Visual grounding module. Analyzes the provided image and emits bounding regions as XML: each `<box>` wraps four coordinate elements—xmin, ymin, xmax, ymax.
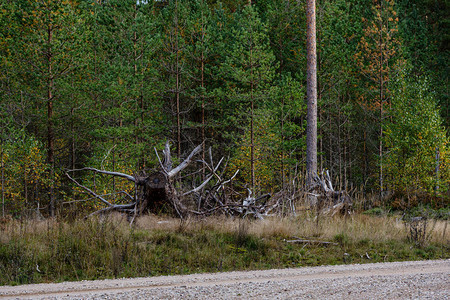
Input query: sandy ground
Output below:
<box><xmin>0</xmin><ymin>259</ymin><xmax>448</xmax><ymax>299</ymax></box>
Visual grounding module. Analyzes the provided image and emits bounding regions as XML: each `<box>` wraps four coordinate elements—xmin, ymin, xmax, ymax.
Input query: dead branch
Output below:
<box><xmin>65</xmin><ymin>171</ymin><xmax>112</xmax><ymax>206</ymax></box>
<box><xmin>167</xmin><ymin>143</ymin><xmax>202</xmax><ymax>178</ymax></box>
<box><xmin>66</xmin><ymin>141</ymin><xmax>207</xmax><ymax>219</ymax></box>
<box><xmin>66</xmin><ymin>141</ymin><xmax>274</xmax><ymax>221</ymax></box>
<box><xmin>183</xmin><ymin>157</ymin><xmax>223</xmax><ymax>196</ymax></box>
<box><xmin>163</xmin><ymin>141</ymin><xmax>172</xmax><ymax>171</ymax></box>
<box><xmin>306</xmin><ymin>169</ymin><xmax>352</xmax><ymax>216</ymax></box>
<box><xmin>68</xmin><ymin>168</ymin><xmax>135</xmax><ymax>182</ymax></box>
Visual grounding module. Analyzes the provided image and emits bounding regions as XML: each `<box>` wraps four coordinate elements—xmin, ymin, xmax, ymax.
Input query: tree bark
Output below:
<box><xmin>250</xmin><ymin>47</ymin><xmax>255</xmax><ymax>192</ymax></box>
<box><xmin>175</xmin><ymin>0</ymin><xmax>181</xmax><ymax>160</ymax></box>
<box><xmin>200</xmin><ymin>6</ymin><xmax>206</xmax><ymax>180</ymax></box>
<box><xmin>1</xmin><ymin>137</ymin><xmax>4</xmax><ymax>218</ymax></box>
<box><xmin>47</xmin><ymin>21</ymin><xmax>55</xmax><ymax>217</ymax></box>
<box><xmin>379</xmin><ymin>0</ymin><xmax>384</xmax><ymax>201</ymax></box>
<box><xmin>306</xmin><ymin>0</ymin><xmax>317</xmax><ymax>186</ymax></box>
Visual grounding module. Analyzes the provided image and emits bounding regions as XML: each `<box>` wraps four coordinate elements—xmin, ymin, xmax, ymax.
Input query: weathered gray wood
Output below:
<box><xmin>65</xmin><ymin>171</ymin><xmax>112</xmax><ymax>207</ymax></box>
<box><xmin>66</xmin><ymin>142</ymin><xmax>204</xmax><ymax>219</ymax></box>
<box><xmin>69</xmin><ymin>167</ymin><xmax>135</xmax><ymax>182</ymax></box>
<box><xmin>167</xmin><ymin>143</ymin><xmax>202</xmax><ymax>178</ymax></box>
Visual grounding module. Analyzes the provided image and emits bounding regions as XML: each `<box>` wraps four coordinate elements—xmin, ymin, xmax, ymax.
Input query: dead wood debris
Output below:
<box><xmin>66</xmin><ymin>143</ymin><xmax>351</xmax><ymax>220</ymax></box>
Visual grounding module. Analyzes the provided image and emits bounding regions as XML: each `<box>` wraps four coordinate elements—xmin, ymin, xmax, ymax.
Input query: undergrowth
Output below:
<box><xmin>0</xmin><ymin>213</ymin><xmax>448</xmax><ymax>286</ymax></box>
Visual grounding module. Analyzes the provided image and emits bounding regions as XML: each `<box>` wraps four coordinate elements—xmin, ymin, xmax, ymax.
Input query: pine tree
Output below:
<box><xmin>156</xmin><ymin>0</ymin><xmax>195</xmax><ymax>160</ymax></box>
<box><xmin>220</xmin><ymin>5</ymin><xmax>277</xmax><ymax>192</ymax></box>
<box><xmin>384</xmin><ymin>72</ymin><xmax>449</xmax><ymax>205</ymax></box>
<box><xmin>11</xmin><ymin>0</ymin><xmax>87</xmax><ymax>215</ymax></box>
<box><xmin>264</xmin><ymin>0</ymin><xmax>306</xmax><ymax>77</ymax></box>
<box><xmin>184</xmin><ymin>0</ymin><xmax>213</xmax><ymax>179</ymax></box>
<box><xmin>317</xmin><ymin>0</ymin><xmax>363</xmax><ymax>191</ymax></box>
<box><xmin>306</xmin><ymin>0</ymin><xmax>318</xmax><ymax>186</ymax></box>
<box><xmin>90</xmin><ymin>0</ymin><xmax>160</xmax><ymax>173</ymax></box>
<box><xmin>355</xmin><ymin>0</ymin><xmax>403</xmax><ymax>197</ymax></box>
<box><xmin>265</xmin><ymin>0</ymin><xmax>306</xmax><ymax>188</ymax></box>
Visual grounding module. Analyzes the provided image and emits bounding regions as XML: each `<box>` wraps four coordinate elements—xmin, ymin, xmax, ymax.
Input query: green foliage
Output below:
<box><xmin>263</xmin><ymin>0</ymin><xmax>306</xmax><ymax>76</ymax></box>
<box><xmin>89</xmin><ymin>0</ymin><xmax>163</xmax><ymax>169</ymax></box>
<box><xmin>228</xmin><ymin>109</ymin><xmax>281</xmax><ymax>192</ymax></box>
<box><xmin>333</xmin><ymin>233</ymin><xmax>350</xmax><ymax>247</ymax></box>
<box><xmin>0</xmin><ymin>127</ymin><xmax>54</xmax><ymax>215</ymax></box>
<box><xmin>406</xmin><ymin>205</ymin><xmax>450</xmax><ymax>221</ymax></box>
<box><xmin>0</xmin><ymin>0</ymin><xmax>449</xmax><ymax>215</ymax></box>
<box><xmin>363</xmin><ymin>207</ymin><xmax>385</xmax><ymax>216</ymax></box>
<box><xmin>384</xmin><ymin>73</ymin><xmax>450</xmax><ymax>202</ymax></box>
<box><xmin>396</xmin><ymin>0</ymin><xmax>450</xmax><ymax>127</ymax></box>
<box><xmin>219</xmin><ymin>6</ymin><xmax>279</xmax><ymax>187</ymax></box>
<box><xmin>228</xmin><ymin>74</ymin><xmax>306</xmax><ymax>191</ymax></box>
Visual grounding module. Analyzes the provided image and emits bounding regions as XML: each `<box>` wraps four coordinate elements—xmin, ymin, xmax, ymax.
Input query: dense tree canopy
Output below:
<box><xmin>0</xmin><ymin>0</ymin><xmax>448</xmax><ymax>217</ymax></box>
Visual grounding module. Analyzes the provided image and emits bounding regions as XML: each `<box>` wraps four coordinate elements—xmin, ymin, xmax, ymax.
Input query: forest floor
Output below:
<box><xmin>0</xmin><ymin>259</ymin><xmax>448</xmax><ymax>299</ymax></box>
<box><xmin>0</xmin><ymin>213</ymin><xmax>449</xmax><ymax>286</ymax></box>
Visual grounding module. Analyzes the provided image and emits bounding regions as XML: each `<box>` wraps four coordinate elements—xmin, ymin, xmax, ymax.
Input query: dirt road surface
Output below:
<box><xmin>0</xmin><ymin>259</ymin><xmax>448</xmax><ymax>299</ymax></box>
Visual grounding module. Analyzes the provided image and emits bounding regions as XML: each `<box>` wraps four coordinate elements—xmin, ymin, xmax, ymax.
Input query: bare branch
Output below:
<box><xmin>68</xmin><ymin>167</ymin><xmax>135</xmax><ymax>182</ymax></box>
<box><xmin>325</xmin><ymin>170</ymin><xmax>334</xmax><ymax>191</ymax></box>
<box><xmin>154</xmin><ymin>147</ymin><xmax>168</xmax><ymax>175</ymax></box>
<box><xmin>183</xmin><ymin>157</ymin><xmax>223</xmax><ymax>195</ymax></box>
<box><xmin>163</xmin><ymin>141</ymin><xmax>172</xmax><ymax>171</ymax></box>
<box><xmin>216</xmin><ymin>169</ymin><xmax>239</xmax><ymax>192</ymax></box>
<box><xmin>206</xmin><ymin>157</ymin><xmax>224</xmax><ymax>181</ymax></box>
<box><xmin>183</xmin><ymin>174</ymin><xmax>214</xmax><ymax>196</ymax></box>
<box><xmin>65</xmin><ymin>171</ymin><xmax>112</xmax><ymax>207</ymax></box>
<box><xmin>101</xmin><ymin>145</ymin><xmax>116</xmax><ymax>170</ymax></box>
<box><xmin>167</xmin><ymin>143</ymin><xmax>202</xmax><ymax>178</ymax></box>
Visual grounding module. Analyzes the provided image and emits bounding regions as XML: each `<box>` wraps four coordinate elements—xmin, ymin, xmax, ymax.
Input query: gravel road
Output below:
<box><xmin>1</xmin><ymin>259</ymin><xmax>448</xmax><ymax>299</ymax></box>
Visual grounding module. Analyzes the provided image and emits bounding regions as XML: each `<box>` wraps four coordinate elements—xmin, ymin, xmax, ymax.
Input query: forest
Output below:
<box><xmin>0</xmin><ymin>0</ymin><xmax>449</xmax><ymax>218</ymax></box>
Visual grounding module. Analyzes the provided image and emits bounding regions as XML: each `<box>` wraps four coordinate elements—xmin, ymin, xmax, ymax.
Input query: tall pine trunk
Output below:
<box><xmin>306</xmin><ymin>0</ymin><xmax>317</xmax><ymax>186</ymax></box>
<box><xmin>1</xmin><ymin>135</ymin><xmax>4</xmax><ymax>218</ymax></box>
<box><xmin>47</xmin><ymin>22</ymin><xmax>55</xmax><ymax>217</ymax></box>
<box><xmin>175</xmin><ymin>0</ymin><xmax>181</xmax><ymax>160</ymax></box>
<box><xmin>200</xmin><ymin>7</ymin><xmax>206</xmax><ymax>180</ymax></box>
<box><xmin>378</xmin><ymin>0</ymin><xmax>384</xmax><ymax>200</ymax></box>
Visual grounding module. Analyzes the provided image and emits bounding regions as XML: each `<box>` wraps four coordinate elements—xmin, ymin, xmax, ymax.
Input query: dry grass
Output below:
<box><xmin>133</xmin><ymin>213</ymin><xmax>449</xmax><ymax>245</ymax></box>
<box><xmin>2</xmin><ymin>212</ymin><xmax>448</xmax><ymax>246</ymax></box>
<box><xmin>0</xmin><ymin>212</ymin><xmax>448</xmax><ymax>286</ymax></box>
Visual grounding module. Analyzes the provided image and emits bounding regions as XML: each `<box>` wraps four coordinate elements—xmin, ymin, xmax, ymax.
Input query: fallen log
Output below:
<box><xmin>284</xmin><ymin>236</ymin><xmax>338</xmax><ymax>246</ymax></box>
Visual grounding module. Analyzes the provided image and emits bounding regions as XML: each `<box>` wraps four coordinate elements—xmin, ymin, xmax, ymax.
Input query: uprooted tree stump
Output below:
<box><xmin>66</xmin><ymin>141</ymin><xmax>272</xmax><ymax>220</ymax></box>
<box><xmin>66</xmin><ymin>142</ymin><xmax>201</xmax><ymax>219</ymax></box>
<box><xmin>138</xmin><ymin>171</ymin><xmax>169</xmax><ymax>214</ymax></box>
<box><xmin>66</xmin><ymin>145</ymin><xmax>350</xmax><ymax>221</ymax></box>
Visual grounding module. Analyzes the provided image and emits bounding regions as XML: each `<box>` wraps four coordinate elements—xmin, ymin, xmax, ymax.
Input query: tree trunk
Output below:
<box><xmin>175</xmin><ymin>0</ymin><xmax>181</xmax><ymax>161</ymax></box>
<box><xmin>435</xmin><ymin>147</ymin><xmax>440</xmax><ymax>193</ymax></box>
<box><xmin>306</xmin><ymin>0</ymin><xmax>317</xmax><ymax>186</ymax></box>
<box><xmin>379</xmin><ymin>0</ymin><xmax>384</xmax><ymax>201</ymax></box>
<box><xmin>47</xmin><ymin>23</ymin><xmax>55</xmax><ymax>217</ymax></box>
<box><xmin>66</xmin><ymin>142</ymin><xmax>203</xmax><ymax>219</ymax></box>
<box><xmin>250</xmin><ymin>48</ymin><xmax>255</xmax><ymax>192</ymax></box>
<box><xmin>1</xmin><ymin>138</ymin><xmax>4</xmax><ymax>218</ymax></box>
<box><xmin>201</xmin><ymin>9</ymin><xmax>206</xmax><ymax>180</ymax></box>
